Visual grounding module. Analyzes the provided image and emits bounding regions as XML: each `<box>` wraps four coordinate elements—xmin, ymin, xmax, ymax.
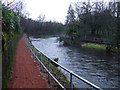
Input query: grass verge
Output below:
<box><xmin>81</xmin><ymin>43</ymin><xmax>107</xmax><ymax>50</ymax></box>
<box><xmin>26</xmin><ymin>37</ymin><xmax>75</xmax><ymax>89</ymax></box>
<box><xmin>41</xmin><ymin>56</ymin><xmax>71</xmax><ymax>88</ymax></box>
<box><xmin>81</xmin><ymin>42</ymin><xmax>120</xmax><ymax>54</ymax></box>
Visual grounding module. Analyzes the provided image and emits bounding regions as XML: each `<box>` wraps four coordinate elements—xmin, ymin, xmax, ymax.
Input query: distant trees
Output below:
<box><xmin>116</xmin><ymin>2</ymin><xmax>120</xmax><ymax>49</ymax></box>
<box><xmin>20</xmin><ymin>15</ymin><xmax>64</xmax><ymax>36</ymax></box>
<box><xmin>65</xmin><ymin>1</ymin><xmax>120</xmax><ymax>49</ymax></box>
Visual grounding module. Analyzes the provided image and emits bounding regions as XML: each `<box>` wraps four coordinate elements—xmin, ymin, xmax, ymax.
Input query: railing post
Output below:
<box><xmin>70</xmin><ymin>73</ymin><xmax>73</xmax><ymax>89</ymax></box>
<box><xmin>48</xmin><ymin>58</ymin><xmax>50</xmax><ymax>82</ymax></box>
<box><xmin>40</xmin><ymin>53</ymin><xmax>42</xmax><ymax>71</ymax></box>
<box><xmin>36</xmin><ymin>52</ymin><xmax>39</xmax><ymax>64</ymax></box>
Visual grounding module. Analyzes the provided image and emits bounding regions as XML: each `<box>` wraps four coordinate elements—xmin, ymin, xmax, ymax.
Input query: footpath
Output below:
<box><xmin>7</xmin><ymin>34</ymin><xmax>50</xmax><ymax>88</ymax></box>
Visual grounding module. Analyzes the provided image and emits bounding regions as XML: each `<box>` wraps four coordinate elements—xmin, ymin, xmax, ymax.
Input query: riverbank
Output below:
<box><xmin>82</xmin><ymin>43</ymin><xmax>107</xmax><ymax>50</ymax></box>
<box><xmin>31</xmin><ymin>37</ymin><xmax>120</xmax><ymax>88</ymax></box>
<box><xmin>82</xmin><ymin>43</ymin><xmax>120</xmax><ymax>53</ymax></box>
<box><xmin>30</xmin><ymin>36</ymin><xmax>120</xmax><ymax>88</ymax></box>
<box><xmin>26</xmin><ymin>37</ymin><xmax>74</xmax><ymax>88</ymax></box>
<box><xmin>30</xmin><ymin>34</ymin><xmax>59</xmax><ymax>39</ymax></box>
<box><xmin>59</xmin><ymin>37</ymin><xmax>120</xmax><ymax>54</ymax></box>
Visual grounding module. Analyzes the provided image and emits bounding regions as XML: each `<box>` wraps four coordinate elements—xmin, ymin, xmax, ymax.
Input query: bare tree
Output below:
<box><xmin>37</xmin><ymin>14</ymin><xmax>45</xmax><ymax>23</ymax></box>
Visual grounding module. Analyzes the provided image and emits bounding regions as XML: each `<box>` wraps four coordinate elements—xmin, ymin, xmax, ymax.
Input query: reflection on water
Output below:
<box><xmin>31</xmin><ymin>37</ymin><xmax>120</xmax><ymax>88</ymax></box>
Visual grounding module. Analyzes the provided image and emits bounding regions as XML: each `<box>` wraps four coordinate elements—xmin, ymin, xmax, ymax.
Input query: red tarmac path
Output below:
<box><xmin>7</xmin><ymin>34</ymin><xmax>50</xmax><ymax>88</ymax></box>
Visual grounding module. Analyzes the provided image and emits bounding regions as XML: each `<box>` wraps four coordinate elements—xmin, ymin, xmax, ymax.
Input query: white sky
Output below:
<box><xmin>24</xmin><ymin>0</ymin><xmax>76</xmax><ymax>23</ymax></box>
<box><xmin>3</xmin><ymin>0</ymin><xmax>114</xmax><ymax>23</ymax></box>
<box><xmin>24</xmin><ymin>0</ymin><xmax>112</xmax><ymax>23</ymax></box>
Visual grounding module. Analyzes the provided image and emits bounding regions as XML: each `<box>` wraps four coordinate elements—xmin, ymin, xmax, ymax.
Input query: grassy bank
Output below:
<box><xmin>60</xmin><ymin>37</ymin><xmax>120</xmax><ymax>53</ymax></box>
<box><xmin>81</xmin><ymin>43</ymin><xmax>107</xmax><ymax>50</ymax></box>
<box><xmin>40</xmin><ymin>56</ymin><xmax>71</xmax><ymax>88</ymax></box>
<box><xmin>81</xmin><ymin>42</ymin><xmax>120</xmax><ymax>53</ymax></box>
<box><xmin>26</xmin><ymin>37</ymin><xmax>75</xmax><ymax>89</ymax></box>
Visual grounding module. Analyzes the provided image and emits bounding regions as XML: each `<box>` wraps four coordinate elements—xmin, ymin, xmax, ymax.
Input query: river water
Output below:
<box><xmin>31</xmin><ymin>37</ymin><xmax>120</xmax><ymax>88</ymax></box>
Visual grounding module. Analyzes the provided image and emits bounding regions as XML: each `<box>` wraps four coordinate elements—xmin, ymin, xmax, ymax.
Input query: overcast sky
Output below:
<box><xmin>3</xmin><ymin>0</ymin><xmax>112</xmax><ymax>23</ymax></box>
<box><xmin>24</xmin><ymin>0</ymin><xmax>112</xmax><ymax>23</ymax></box>
<box><xmin>24</xmin><ymin>0</ymin><xmax>76</xmax><ymax>23</ymax></box>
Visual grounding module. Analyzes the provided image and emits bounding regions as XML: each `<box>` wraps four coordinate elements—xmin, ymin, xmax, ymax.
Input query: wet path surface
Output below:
<box><xmin>7</xmin><ymin>34</ymin><xmax>50</xmax><ymax>88</ymax></box>
<box><xmin>31</xmin><ymin>37</ymin><xmax>120</xmax><ymax>88</ymax></box>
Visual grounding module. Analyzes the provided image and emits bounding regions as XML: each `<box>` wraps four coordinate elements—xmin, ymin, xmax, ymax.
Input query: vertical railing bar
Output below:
<box><xmin>41</xmin><ymin>53</ymin><xmax>42</xmax><ymax>71</ymax></box>
<box><xmin>70</xmin><ymin>73</ymin><xmax>73</xmax><ymax>89</ymax></box>
<box><xmin>48</xmin><ymin>58</ymin><xmax>50</xmax><ymax>81</ymax></box>
<box><xmin>36</xmin><ymin>52</ymin><xmax>40</xmax><ymax>65</ymax></box>
<box><xmin>40</xmin><ymin>58</ymin><xmax>65</xmax><ymax>90</ymax></box>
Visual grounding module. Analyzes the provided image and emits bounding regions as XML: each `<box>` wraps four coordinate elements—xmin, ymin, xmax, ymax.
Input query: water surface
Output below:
<box><xmin>31</xmin><ymin>37</ymin><xmax>120</xmax><ymax>88</ymax></box>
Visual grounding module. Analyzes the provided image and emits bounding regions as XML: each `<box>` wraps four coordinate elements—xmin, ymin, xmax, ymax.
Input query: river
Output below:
<box><xmin>31</xmin><ymin>37</ymin><xmax>120</xmax><ymax>88</ymax></box>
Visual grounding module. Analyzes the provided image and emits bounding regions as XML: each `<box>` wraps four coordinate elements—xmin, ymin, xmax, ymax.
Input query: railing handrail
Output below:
<box><xmin>35</xmin><ymin>49</ymin><xmax>102</xmax><ymax>89</ymax></box>
<box><xmin>25</xmin><ymin>37</ymin><xmax>103</xmax><ymax>90</ymax></box>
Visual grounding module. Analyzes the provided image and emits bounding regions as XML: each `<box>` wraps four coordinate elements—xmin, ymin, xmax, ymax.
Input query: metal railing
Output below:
<box><xmin>25</xmin><ymin>37</ymin><xmax>103</xmax><ymax>90</ymax></box>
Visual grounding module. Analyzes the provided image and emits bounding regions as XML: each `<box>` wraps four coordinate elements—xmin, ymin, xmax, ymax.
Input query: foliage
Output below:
<box><xmin>2</xmin><ymin>4</ymin><xmax>23</xmax><ymax>51</ymax></box>
<box><xmin>2</xmin><ymin>4</ymin><xmax>22</xmax><ymax>33</ymax></box>
<box><xmin>2</xmin><ymin>3</ymin><xmax>23</xmax><ymax>88</ymax></box>
<box><xmin>65</xmin><ymin>1</ymin><xmax>120</xmax><ymax>49</ymax></box>
<box><xmin>20</xmin><ymin>16</ymin><xmax>64</xmax><ymax>36</ymax></box>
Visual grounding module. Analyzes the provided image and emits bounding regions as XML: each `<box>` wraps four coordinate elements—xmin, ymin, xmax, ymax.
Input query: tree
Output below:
<box><xmin>66</xmin><ymin>4</ymin><xmax>75</xmax><ymax>24</ymax></box>
<box><xmin>116</xmin><ymin>2</ymin><xmax>120</xmax><ymax>49</ymax></box>
<box><xmin>64</xmin><ymin>0</ymin><xmax>119</xmax><ymax>49</ymax></box>
<box><xmin>66</xmin><ymin>4</ymin><xmax>76</xmax><ymax>35</ymax></box>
